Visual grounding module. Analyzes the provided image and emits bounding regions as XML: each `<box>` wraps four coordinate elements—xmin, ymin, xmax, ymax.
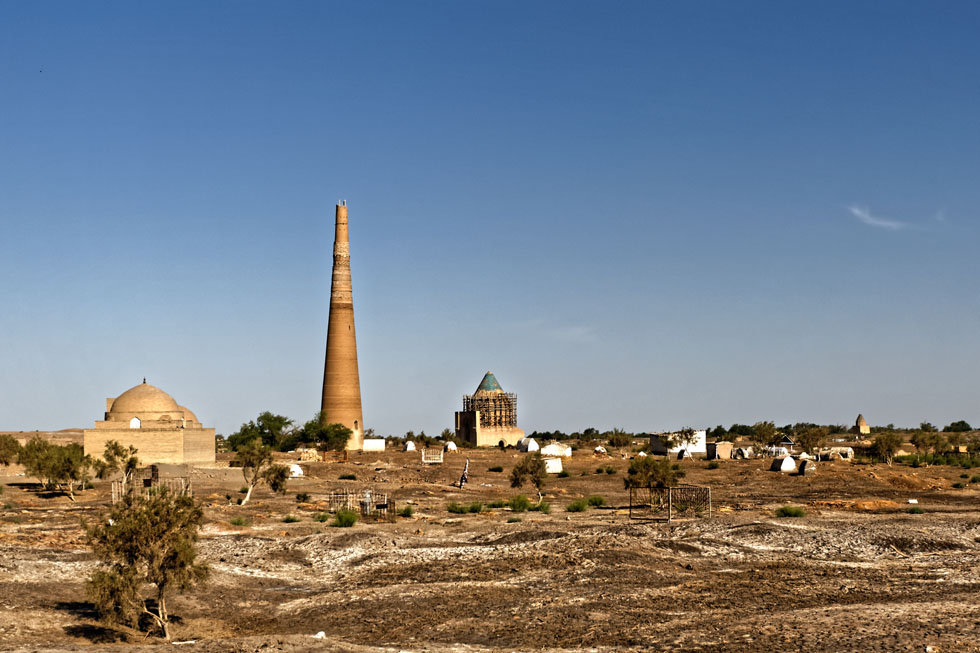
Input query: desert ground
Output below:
<box><xmin>2</xmin><ymin>446</ymin><xmax>980</xmax><ymax>652</ymax></box>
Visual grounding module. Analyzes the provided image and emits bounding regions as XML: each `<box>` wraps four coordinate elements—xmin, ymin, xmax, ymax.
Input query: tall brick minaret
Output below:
<box><xmin>320</xmin><ymin>201</ymin><xmax>363</xmax><ymax>450</ymax></box>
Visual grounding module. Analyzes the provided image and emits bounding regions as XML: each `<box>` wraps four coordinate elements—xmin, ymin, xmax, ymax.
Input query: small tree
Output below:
<box><xmin>227</xmin><ymin>412</ymin><xmax>296</xmax><ymax>451</ymax></box>
<box><xmin>18</xmin><ymin>438</ymin><xmax>93</xmax><ymax>500</ymax></box>
<box><xmin>795</xmin><ymin>426</ymin><xmax>828</xmax><ymax>454</ymax></box>
<box><xmin>920</xmin><ymin>422</ymin><xmax>938</xmax><ymax>433</ymax></box>
<box><xmin>871</xmin><ymin>432</ymin><xmax>903</xmax><ymax>465</ymax></box>
<box><xmin>86</xmin><ymin>488</ymin><xmax>209</xmax><ymax>640</ymax></box>
<box><xmin>95</xmin><ymin>441</ymin><xmax>140</xmax><ymax>486</ymax></box>
<box><xmin>943</xmin><ymin>420</ymin><xmax>972</xmax><ymax>433</ymax></box>
<box><xmin>750</xmin><ymin>421</ymin><xmax>779</xmax><ymax>456</ymax></box>
<box><xmin>510</xmin><ymin>453</ymin><xmax>547</xmax><ymax>502</ymax></box>
<box><xmin>0</xmin><ymin>433</ymin><xmax>20</xmax><ymax>466</ymax></box>
<box><xmin>234</xmin><ymin>439</ymin><xmax>289</xmax><ymax>506</ymax></box>
<box><xmin>606</xmin><ymin>428</ymin><xmax>632</xmax><ymax>449</ymax></box>
<box><xmin>300</xmin><ymin>413</ymin><xmax>353</xmax><ymax>451</ymax></box>
<box><xmin>624</xmin><ymin>456</ymin><xmax>682</xmax><ymax>489</ymax></box>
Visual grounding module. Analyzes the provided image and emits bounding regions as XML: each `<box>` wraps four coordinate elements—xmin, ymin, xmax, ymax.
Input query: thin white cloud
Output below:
<box><xmin>848</xmin><ymin>205</ymin><xmax>907</xmax><ymax>231</ymax></box>
<box><xmin>547</xmin><ymin>324</ymin><xmax>597</xmax><ymax>344</ymax></box>
<box><xmin>933</xmin><ymin>209</ymin><xmax>947</xmax><ymax>223</ymax></box>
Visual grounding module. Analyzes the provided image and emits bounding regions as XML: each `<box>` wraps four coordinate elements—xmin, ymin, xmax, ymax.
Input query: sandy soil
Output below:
<box><xmin>2</xmin><ymin>448</ymin><xmax>979</xmax><ymax>651</ymax></box>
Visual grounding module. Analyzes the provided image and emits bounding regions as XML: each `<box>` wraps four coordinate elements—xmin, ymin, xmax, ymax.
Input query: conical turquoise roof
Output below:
<box><xmin>476</xmin><ymin>371</ymin><xmax>503</xmax><ymax>393</ymax></box>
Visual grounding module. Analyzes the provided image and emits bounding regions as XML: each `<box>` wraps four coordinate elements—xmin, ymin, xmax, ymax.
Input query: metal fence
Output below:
<box><xmin>421</xmin><ymin>448</ymin><xmax>444</xmax><ymax>464</ymax></box>
<box><xmin>325</xmin><ymin>489</ymin><xmax>396</xmax><ymax>521</ymax></box>
<box><xmin>111</xmin><ymin>477</ymin><xmax>192</xmax><ymax>504</ymax></box>
<box><xmin>628</xmin><ymin>485</ymin><xmax>711</xmax><ymax>522</ymax></box>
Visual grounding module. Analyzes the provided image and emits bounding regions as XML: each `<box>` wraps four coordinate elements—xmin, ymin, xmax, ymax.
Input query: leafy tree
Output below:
<box><xmin>300</xmin><ymin>413</ymin><xmax>353</xmax><ymax>451</ymax></box>
<box><xmin>624</xmin><ymin>456</ymin><xmax>683</xmax><ymax>489</ymax></box>
<box><xmin>234</xmin><ymin>439</ymin><xmax>289</xmax><ymax>505</ymax></box>
<box><xmin>18</xmin><ymin>438</ymin><xmax>93</xmax><ymax>500</ymax></box>
<box><xmin>920</xmin><ymin>422</ymin><xmax>938</xmax><ymax>433</ymax></box>
<box><xmin>708</xmin><ymin>425</ymin><xmax>729</xmax><ymax>441</ymax></box>
<box><xmin>510</xmin><ymin>453</ymin><xmax>547</xmax><ymax>502</ymax></box>
<box><xmin>0</xmin><ymin>433</ymin><xmax>20</xmax><ymax>466</ymax></box>
<box><xmin>86</xmin><ymin>488</ymin><xmax>208</xmax><ymax>640</ymax></box>
<box><xmin>606</xmin><ymin>428</ymin><xmax>632</xmax><ymax>448</ymax></box>
<box><xmin>750</xmin><ymin>421</ymin><xmax>779</xmax><ymax>455</ymax></box>
<box><xmin>227</xmin><ymin>412</ymin><xmax>296</xmax><ymax>451</ymax></box>
<box><xmin>871</xmin><ymin>432</ymin><xmax>903</xmax><ymax>465</ymax></box>
<box><xmin>95</xmin><ymin>441</ymin><xmax>140</xmax><ymax>485</ymax></box>
<box><xmin>674</xmin><ymin>427</ymin><xmax>698</xmax><ymax>450</ymax></box>
<box><xmin>440</xmin><ymin>428</ymin><xmax>453</xmax><ymax>440</ymax></box>
<box><xmin>795</xmin><ymin>425</ymin><xmax>828</xmax><ymax>454</ymax></box>
<box><xmin>728</xmin><ymin>423</ymin><xmax>756</xmax><ymax>437</ymax></box>
<box><xmin>911</xmin><ymin>431</ymin><xmax>946</xmax><ymax>454</ymax></box>
<box><xmin>943</xmin><ymin>420</ymin><xmax>972</xmax><ymax>433</ymax></box>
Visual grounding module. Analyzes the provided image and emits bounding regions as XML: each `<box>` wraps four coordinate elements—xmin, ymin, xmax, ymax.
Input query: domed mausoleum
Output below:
<box><xmin>454</xmin><ymin>372</ymin><xmax>525</xmax><ymax>447</ymax></box>
<box><xmin>83</xmin><ymin>380</ymin><xmax>215</xmax><ymax>465</ymax></box>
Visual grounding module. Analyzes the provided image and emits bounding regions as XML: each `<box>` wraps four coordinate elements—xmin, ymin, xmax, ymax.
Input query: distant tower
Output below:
<box><xmin>320</xmin><ymin>201</ymin><xmax>363</xmax><ymax>450</ymax></box>
<box><xmin>455</xmin><ymin>371</ymin><xmax>525</xmax><ymax>447</ymax></box>
<box><xmin>853</xmin><ymin>413</ymin><xmax>870</xmax><ymax>436</ymax></box>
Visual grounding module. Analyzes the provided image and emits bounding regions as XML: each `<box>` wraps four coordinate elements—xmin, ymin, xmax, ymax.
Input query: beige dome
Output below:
<box><xmin>856</xmin><ymin>414</ymin><xmax>868</xmax><ymax>426</ymax></box>
<box><xmin>109</xmin><ymin>382</ymin><xmax>180</xmax><ymax>415</ymax></box>
<box><xmin>178</xmin><ymin>405</ymin><xmax>200</xmax><ymax>424</ymax></box>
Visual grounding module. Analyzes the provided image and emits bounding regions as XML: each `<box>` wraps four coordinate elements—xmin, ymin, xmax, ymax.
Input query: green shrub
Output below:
<box><xmin>224</xmin><ymin>493</ymin><xmax>232</xmax><ymax>501</ymax></box>
<box><xmin>707</xmin><ymin>461</ymin><xmax>720</xmax><ymax>470</ymax></box>
<box><xmin>488</xmin><ymin>499</ymin><xmax>507</xmax><ymax>509</ymax></box>
<box><xmin>282</xmin><ymin>514</ymin><xmax>300</xmax><ymax>523</ymax></box>
<box><xmin>239</xmin><ymin>486</ymin><xmax>248</xmax><ymax>494</ymax></box>
<box><xmin>776</xmin><ymin>505</ymin><xmax>805</xmax><ymax>518</ymax></box>
<box><xmin>960</xmin><ymin>474</ymin><xmax>969</xmax><ymax>479</ymax></box>
<box><xmin>84</xmin><ymin>482</ymin><xmax>95</xmax><ymax>490</ymax></box>
<box><xmin>604</xmin><ymin>466</ymin><xmax>616</xmax><ymax>475</ymax></box>
<box><xmin>907</xmin><ymin>506</ymin><xmax>925</xmax><ymax>514</ymax></box>
<box><xmin>508</xmin><ymin>494</ymin><xmax>532</xmax><ymax>512</ymax></box>
<box><xmin>971</xmin><ymin>475</ymin><xmax>980</xmax><ymax>484</ymax></box>
<box><xmin>398</xmin><ymin>505</ymin><xmax>414</xmax><ymax>518</ymax></box>
<box><xmin>313</xmin><ymin>512</ymin><xmax>330</xmax><ymax>522</ymax></box>
<box><xmin>488</xmin><ymin>466</ymin><xmax>504</xmax><ymax>473</ymax></box>
<box><xmin>586</xmin><ymin>495</ymin><xmax>606</xmax><ymax>507</ymax></box>
<box><xmin>557</xmin><ymin>470</ymin><xmax>570</xmax><ymax>478</ymax></box>
<box><xmin>230</xmin><ymin>516</ymin><xmax>250</xmax><ymax>527</ymax></box>
<box><xmin>952</xmin><ymin>482</ymin><xmax>966</xmax><ymax>489</ymax></box>
<box><xmin>595</xmin><ymin>467</ymin><xmax>604</xmax><ymax>474</ymax></box>
<box><xmin>467</xmin><ymin>501</ymin><xmax>484</xmax><ymax>513</ymax></box>
<box><xmin>339</xmin><ymin>474</ymin><xmax>357</xmax><ymax>481</ymax></box>
<box><xmin>507</xmin><ymin>517</ymin><xmax>522</xmax><ymax>523</ymax></box>
<box><xmin>296</xmin><ymin>492</ymin><xmax>311</xmax><ymax>502</ymax></box>
<box><xmin>332</xmin><ymin>509</ymin><xmax>359</xmax><ymax>527</ymax></box>
<box><xmin>530</xmin><ymin>501</ymin><xmax>551</xmax><ymax>514</ymax></box>
<box><xmin>447</xmin><ymin>502</ymin><xmax>466</xmax><ymax>514</ymax></box>
<box><xmin>566</xmin><ymin>499</ymin><xmax>589</xmax><ymax>512</ymax></box>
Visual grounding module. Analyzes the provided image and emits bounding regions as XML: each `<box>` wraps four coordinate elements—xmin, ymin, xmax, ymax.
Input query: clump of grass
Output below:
<box><xmin>224</xmin><ymin>493</ymin><xmax>232</xmax><ymax>502</ymax></box>
<box><xmin>952</xmin><ymin>482</ymin><xmax>966</xmax><ymax>489</ymax></box>
<box><xmin>332</xmin><ymin>509</ymin><xmax>359</xmax><ymax>527</ymax></box>
<box><xmin>313</xmin><ymin>512</ymin><xmax>330</xmax><ymax>522</ymax></box>
<box><xmin>971</xmin><ymin>475</ymin><xmax>980</xmax><ymax>484</ymax></box>
<box><xmin>507</xmin><ymin>517</ymin><xmax>522</xmax><ymax>523</ymax></box>
<box><xmin>557</xmin><ymin>470</ymin><xmax>570</xmax><ymax>478</ymax></box>
<box><xmin>239</xmin><ymin>486</ymin><xmax>248</xmax><ymax>494</ymax></box>
<box><xmin>398</xmin><ymin>505</ymin><xmax>414</xmax><ymax>518</ymax></box>
<box><xmin>595</xmin><ymin>467</ymin><xmax>604</xmax><ymax>474</ymax></box>
<box><xmin>488</xmin><ymin>499</ymin><xmax>507</xmax><ymax>509</ymax></box>
<box><xmin>488</xmin><ymin>466</ymin><xmax>504</xmax><ymax>473</ymax></box>
<box><xmin>339</xmin><ymin>473</ymin><xmax>357</xmax><ymax>481</ymax></box>
<box><xmin>580</xmin><ymin>471</ymin><xmax>589</xmax><ymax>476</ymax></box>
<box><xmin>587</xmin><ymin>495</ymin><xmax>606</xmax><ymax>507</ymax></box>
<box><xmin>467</xmin><ymin>501</ymin><xmax>484</xmax><ymax>513</ymax></box>
<box><xmin>776</xmin><ymin>505</ymin><xmax>805</xmax><ymax>518</ymax></box>
<box><xmin>530</xmin><ymin>501</ymin><xmax>551</xmax><ymax>514</ymax></box>
<box><xmin>960</xmin><ymin>474</ymin><xmax>970</xmax><ymax>479</ymax></box>
<box><xmin>707</xmin><ymin>461</ymin><xmax>720</xmax><ymax>470</ymax></box>
<box><xmin>296</xmin><ymin>492</ymin><xmax>310</xmax><ymax>503</ymax></box>
<box><xmin>604</xmin><ymin>466</ymin><xmax>616</xmax><ymax>475</ymax></box>
<box><xmin>907</xmin><ymin>506</ymin><xmax>925</xmax><ymax>514</ymax></box>
<box><xmin>447</xmin><ymin>502</ymin><xmax>466</xmax><ymax>514</ymax></box>
<box><xmin>230</xmin><ymin>516</ymin><xmax>250</xmax><ymax>527</ymax></box>
<box><xmin>566</xmin><ymin>499</ymin><xmax>589</xmax><ymax>512</ymax></box>
<box><xmin>282</xmin><ymin>514</ymin><xmax>300</xmax><ymax>523</ymax></box>
<box><xmin>508</xmin><ymin>494</ymin><xmax>532</xmax><ymax>513</ymax></box>
<box><xmin>84</xmin><ymin>482</ymin><xmax>95</xmax><ymax>490</ymax></box>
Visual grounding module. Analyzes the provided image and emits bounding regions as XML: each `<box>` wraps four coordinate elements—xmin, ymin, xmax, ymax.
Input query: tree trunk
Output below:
<box><xmin>241</xmin><ymin>483</ymin><xmax>255</xmax><ymax>506</ymax></box>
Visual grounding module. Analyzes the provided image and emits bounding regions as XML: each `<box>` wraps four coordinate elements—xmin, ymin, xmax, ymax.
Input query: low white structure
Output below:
<box><xmin>544</xmin><ymin>457</ymin><xmax>563</xmax><ymax>474</ymax></box>
<box><xmin>517</xmin><ymin>437</ymin><xmax>539</xmax><ymax>452</ymax></box>
<box><xmin>594</xmin><ymin>445</ymin><xmax>607</xmax><ymax>454</ymax></box>
<box><xmin>540</xmin><ymin>442</ymin><xmax>572</xmax><ymax>458</ymax></box>
<box><xmin>403</xmin><ymin>441</ymin><xmax>417</xmax><ymax>452</ymax></box>
<box><xmin>288</xmin><ymin>463</ymin><xmax>304</xmax><ymax>478</ymax></box>
<box><xmin>770</xmin><ymin>456</ymin><xmax>797</xmax><ymax>473</ymax></box>
<box><xmin>362</xmin><ymin>438</ymin><xmax>386</xmax><ymax>452</ymax></box>
<box><xmin>443</xmin><ymin>441</ymin><xmax>458</xmax><ymax>452</ymax></box>
<box><xmin>648</xmin><ymin>430</ymin><xmax>707</xmax><ymax>457</ymax></box>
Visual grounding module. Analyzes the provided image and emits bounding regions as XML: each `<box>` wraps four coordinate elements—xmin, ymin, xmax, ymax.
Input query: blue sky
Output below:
<box><xmin>2</xmin><ymin>1</ymin><xmax>978</xmax><ymax>437</ymax></box>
